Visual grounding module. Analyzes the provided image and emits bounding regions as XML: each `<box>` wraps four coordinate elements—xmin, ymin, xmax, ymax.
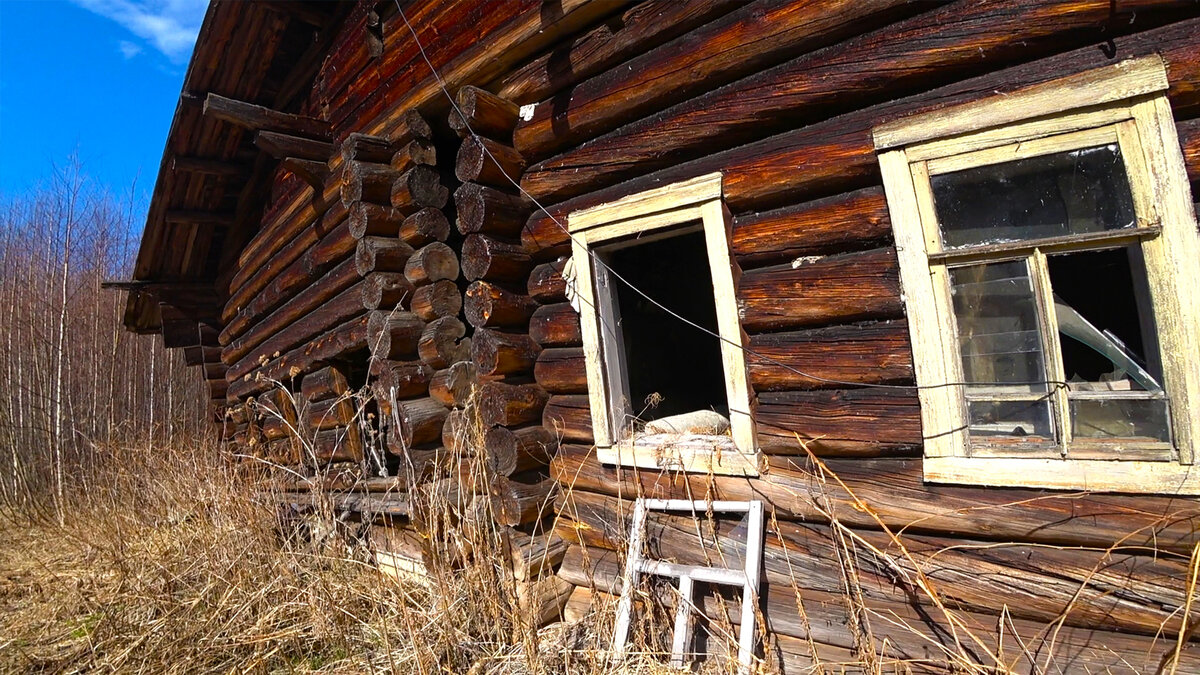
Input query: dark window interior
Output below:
<box><xmin>1048</xmin><ymin>247</ymin><xmax>1157</xmax><ymax>383</ymax></box>
<box><xmin>604</xmin><ymin>230</ymin><xmax>727</xmax><ymax>423</ymax></box>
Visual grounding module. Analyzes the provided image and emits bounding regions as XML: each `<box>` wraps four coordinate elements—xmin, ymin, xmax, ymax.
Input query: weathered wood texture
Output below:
<box><xmin>737</xmin><ymin>247</ymin><xmax>902</xmax><ymax>332</ymax></box>
<box><xmin>556</xmin><ymin>488</ymin><xmax>1198</xmax><ymax>640</ymax></box>
<box><xmin>513</xmin><ymin>0</ymin><xmax>920</xmax><ymax>159</ymax></box>
<box><xmin>520</xmin><ymin>17</ymin><xmax>1200</xmax><ymax>255</ymax></box>
<box><xmin>747</xmin><ymin>320</ymin><xmax>913</xmax><ymax>391</ymax></box>
<box><xmin>521</xmin><ymin>0</ymin><xmax>1194</xmax><ymax>203</ymax></box>
<box><xmin>550</xmin><ymin>444</ymin><xmax>1200</xmax><ymax>554</ymax></box>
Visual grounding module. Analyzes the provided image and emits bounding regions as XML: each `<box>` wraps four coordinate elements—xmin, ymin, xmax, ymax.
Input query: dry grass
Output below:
<box><xmin>0</xmin><ymin>438</ymin><xmax>721</xmax><ymax>674</ymax></box>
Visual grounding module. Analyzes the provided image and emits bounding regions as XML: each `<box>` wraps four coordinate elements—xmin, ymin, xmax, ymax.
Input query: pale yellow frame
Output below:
<box><xmin>568</xmin><ymin>173</ymin><xmax>759</xmax><ymax>476</ymax></box>
<box><xmin>874</xmin><ymin>56</ymin><xmax>1200</xmax><ymax>494</ymax></box>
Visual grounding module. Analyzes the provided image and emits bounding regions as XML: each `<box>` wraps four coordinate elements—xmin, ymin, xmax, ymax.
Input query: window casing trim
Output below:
<box><xmin>567</xmin><ymin>173</ymin><xmax>760</xmax><ymax>476</ymax></box>
<box><xmin>874</xmin><ymin>56</ymin><xmax>1200</xmax><ymax>494</ymax></box>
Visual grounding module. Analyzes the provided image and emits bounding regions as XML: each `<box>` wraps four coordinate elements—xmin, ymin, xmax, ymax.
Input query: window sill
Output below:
<box><xmin>924</xmin><ymin>455</ymin><xmax>1200</xmax><ymax>494</ymax></box>
<box><xmin>596</xmin><ymin>433</ymin><xmax>760</xmax><ymax>476</ymax></box>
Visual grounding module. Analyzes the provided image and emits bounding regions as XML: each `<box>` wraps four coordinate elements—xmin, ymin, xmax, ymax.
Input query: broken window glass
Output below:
<box><xmin>932</xmin><ymin>144</ymin><xmax>1137</xmax><ymax>249</ymax></box>
<box><xmin>950</xmin><ymin>260</ymin><xmax>1055</xmax><ymax>442</ymax></box>
<box><xmin>1048</xmin><ymin>248</ymin><xmax>1171</xmax><ymax>443</ymax></box>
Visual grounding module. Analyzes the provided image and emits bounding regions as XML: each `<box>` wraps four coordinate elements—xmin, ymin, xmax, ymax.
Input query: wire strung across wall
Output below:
<box><xmin>389</xmin><ymin>1</ymin><xmax>1071</xmax><ymax>398</ymax></box>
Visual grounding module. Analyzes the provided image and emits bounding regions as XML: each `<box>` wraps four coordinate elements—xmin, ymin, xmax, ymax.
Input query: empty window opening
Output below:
<box><xmin>601</xmin><ymin>230</ymin><xmax>727</xmax><ymax>429</ymax></box>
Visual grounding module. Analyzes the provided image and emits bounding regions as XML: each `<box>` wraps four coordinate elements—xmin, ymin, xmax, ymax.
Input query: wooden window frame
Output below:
<box><xmin>874</xmin><ymin>56</ymin><xmax>1200</xmax><ymax>494</ymax></box>
<box><xmin>567</xmin><ymin>173</ymin><xmax>759</xmax><ymax>476</ymax></box>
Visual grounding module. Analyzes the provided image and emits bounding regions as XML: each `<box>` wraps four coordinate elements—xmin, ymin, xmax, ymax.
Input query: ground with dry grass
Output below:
<box><xmin>0</xmin><ymin>441</ymin><xmax>727</xmax><ymax>675</ymax></box>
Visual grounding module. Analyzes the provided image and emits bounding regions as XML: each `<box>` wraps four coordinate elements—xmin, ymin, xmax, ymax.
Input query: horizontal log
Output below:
<box><xmin>756</xmin><ymin>388</ymin><xmax>922</xmax><ymax>456</ymax></box>
<box><xmin>390</xmin><ymin>165</ymin><xmax>448</xmax><ymax>212</ymax></box>
<box><xmin>477</xmin><ymin>380</ymin><xmax>549</xmax><ymax>428</ymax></box>
<box><xmin>495</xmin><ymin>0</ymin><xmax>744</xmax><ymax>105</ymax></box>
<box><xmin>528</xmin><ymin>303</ymin><xmax>581</xmax><ymax>347</ymax></box>
<box><xmin>366</xmin><ymin>311</ymin><xmax>425</xmax><ymax>360</ymax></box>
<box><xmin>461</xmin><ymin>234</ymin><xmax>532</xmax><ymax>283</ymax></box>
<box><xmin>747</xmin><ymin>320</ymin><xmax>913</xmax><ymax>391</ymax></box>
<box><xmin>518</xmin><ymin>17</ymin><xmax>1200</xmax><ymax>254</ymax></box>
<box><xmin>542</xmin><ymin>395</ymin><xmax>592</xmax><ymax>443</ymax></box>
<box><xmin>348</xmin><ymin>202</ymin><xmax>405</xmax><ymax>238</ymax></box>
<box><xmin>513</xmin><ymin>0</ymin><xmax>913</xmax><ymax>160</ymax></box>
<box><xmin>410</xmin><ymin>279</ymin><xmax>463</xmax><ymax>321</ymax></box>
<box><xmin>484</xmin><ymin>424</ymin><xmax>557</xmax><ymax>476</ymax></box>
<box><xmin>391</xmin><ymin>397</ymin><xmax>450</xmax><ymax>449</ymax></box>
<box><xmin>398</xmin><ymin>207</ymin><xmax>450</xmax><ymax>247</ymax></box>
<box><xmin>737</xmin><ymin>247</ymin><xmax>903</xmax><ymax>332</ymax></box>
<box><xmin>508</xmin><ymin>529</ymin><xmax>566</xmax><ymax>581</ymax></box>
<box><xmin>339</xmin><ymin>132</ymin><xmax>396</xmax><ymax>165</ymax></box>
<box><xmin>550</xmin><ymin>444</ymin><xmax>1200</xmax><ymax>554</ymax></box>
<box><xmin>731</xmin><ymin>187</ymin><xmax>892</xmax><ymax>268</ymax></box>
<box><xmin>224</xmin><ymin>212</ymin><xmax>351</xmax><ymax>330</ymax></box>
<box><xmin>371</xmin><ymin>359</ymin><xmax>435</xmax><ymax>405</ymax></box>
<box><xmin>455</xmin><ymin>135</ymin><xmax>526</xmax><ymax>189</ymax></box>
<box><xmin>464</xmin><ymin>280</ymin><xmax>537</xmax><ymax>328</ymax></box>
<box><xmin>228</xmin><ymin>312</ymin><xmax>370</xmax><ymax>400</ymax></box>
<box><xmin>300</xmin><ymin>365</ymin><xmax>350</xmax><ymax>402</ymax></box>
<box><xmin>218</xmin><ymin>256</ymin><xmax>352</xmax><ymax>347</ymax></box>
<box><xmin>472</xmin><ymin>328</ymin><xmax>541</xmax><ymax>376</ymax></box>
<box><xmin>447</xmin><ymin>85</ymin><xmax>520</xmax><ymax>141</ymax></box>
<box><xmin>418</xmin><ymin>316</ymin><xmax>471</xmax><ymax>369</ymax></box>
<box><xmin>404</xmin><ymin>242</ymin><xmax>460</xmax><ymax>286</ymax></box>
<box><xmin>203</xmin><ymin>92</ymin><xmax>329</xmax><ymax>139</ymax></box>
<box><xmin>361</xmin><ymin>272</ymin><xmax>415</xmax><ymax>310</ymax></box>
<box><xmin>442</xmin><ymin>408</ymin><xmax>476</xmax><ymax>456</ymax></box>
<box><xmin>281</xmin><ymin>157</ymin><xmax>329</xmax><ymax>192</ymax></box>
<box><xmin>522</xmin><ymin>0</ymin><xmax>1186</xmax><ymax>203</ymax></box>
<box><xmin>557</xmin><ymin>544</ymin><xmax>1189</xmax><ymax>673</ymax></box>
<box><xmin>309</xmin><ymin>425</ymin><xmax>364</xmax><ymax>464</ymax></box>
<box><xmin>255</xmin><ymin>130</ymin><xmax>332</xmax><ymax>161</ymax></box>
<box><xmin>557</xmin><ymin>488</ymin><xmax>1196</xmax><ymax>639</ymax></box>
<box><xmin>226</xmin><ymin>281</ymin><xmax>366</xmax><ymax>382</ymax></box>
<box><xmin>341</xmin><ymin>160</ymin><xmax>401</xmax><ymax>205</ymax></box>
<box><xmin>355</xmin><ymin>236</ymin><xmax>415</xmax><ymax>276</ymax></box>
<box><xmin>390</xmin><ymin>138</ymin><xmax>437</xmax><ymax>172</ymax></box>
<box><xmin>186</xmin><ymin>343</ymin><xmax>224</xmax><ymax>365</ymax></box>
<box><xmin>303</xmin><ymin>396</ymin><xmax>356</xmax><ymax>433</ymax></box>
<box><xmin>526</xmin><ymin>258</ymin><xmax>568</xmax><ymax>302</ymax></box>
<box><xmin>429</xmin><ymin>361</ymin><xmax>477</xmax><ymax>408</ymax></box>
<box><xmin>490</xmin><ymin>475</ymin><xmax>557</xmax><ymax>526</ymax></box>
<box><xmin>533</xmin><ymin>347</ymin><xmax>587</xmax><ymax>394</ymax></box>
<box><xmin>454</xmin><ymin>182</ymin><xmax>531</xmax><ymax>237</ymax></box>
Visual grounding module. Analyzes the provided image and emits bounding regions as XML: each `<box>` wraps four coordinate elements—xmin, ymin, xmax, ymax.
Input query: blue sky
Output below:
<box><xmin>0</xmin><ymin>0</ymin><xmax>207</xmax><ymax>210</ymax></box>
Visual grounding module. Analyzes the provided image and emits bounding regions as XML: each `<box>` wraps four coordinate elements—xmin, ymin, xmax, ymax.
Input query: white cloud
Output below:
<box><xmin>117</xmin><ymin>40</ymin><xmax>142</xmax><ymax>59</ymax></box>
<box><xmin>72</xmin><ymin>0</ymin><xmax>208</xmax><ymax>63</ymax></box>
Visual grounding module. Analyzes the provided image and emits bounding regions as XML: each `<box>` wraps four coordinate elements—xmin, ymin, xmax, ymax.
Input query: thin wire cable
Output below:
<box><xmin>392</xmin><ymin>3</ymin><xmax>1070</xmax><ymax>396</ymax></box>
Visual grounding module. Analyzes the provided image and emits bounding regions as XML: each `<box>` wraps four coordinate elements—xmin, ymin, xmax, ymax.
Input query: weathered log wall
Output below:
<box><xmin>169</xmin><ymin>1</ymin><xmax>1200</xmax><ymax>670</ymax></box>
<box><xmin>491</xmin><ymin>1</ymin><xmax>1200</xmax><ymax>670</ymax></box>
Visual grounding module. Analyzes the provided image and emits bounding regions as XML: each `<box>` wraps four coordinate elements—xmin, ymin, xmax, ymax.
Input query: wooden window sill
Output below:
<box><xmin>596</xmin><ymin>433</ymin><xmax>760</xmax><ymax>476</ymax></box>
<box><xmin>924</xmin><ymin>456</ymin><xmax>1200</xmax><ymax>494</ymax></box>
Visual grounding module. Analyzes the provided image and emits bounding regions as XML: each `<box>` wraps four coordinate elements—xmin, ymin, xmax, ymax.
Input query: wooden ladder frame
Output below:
<box><xmin>611</xmin><ymin>498</ymin><xmax>764</xmax><ymax>672</ymax></box>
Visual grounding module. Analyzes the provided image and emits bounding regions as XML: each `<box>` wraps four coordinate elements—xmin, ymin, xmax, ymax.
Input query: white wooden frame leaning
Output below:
<box><xmin>567</xmin><ymin>173</ymin><xmax>760</xmax><ymax>476</ymax></box>
<box><xmin>874</xmin><ymin>55</ymin><xmax>1200</xmax><ymax>494</ymax></box>
<box><xmin>610</xmin><ymin>499</ymin><xmax>764</xmax><ymax>673</ymax></box>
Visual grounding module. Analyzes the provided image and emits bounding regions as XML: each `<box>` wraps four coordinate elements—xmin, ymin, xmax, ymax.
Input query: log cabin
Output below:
<box><xmin>117</xmin><ymin>1</ymin><xmax>1200</xmax><ymax>671</ymax></box>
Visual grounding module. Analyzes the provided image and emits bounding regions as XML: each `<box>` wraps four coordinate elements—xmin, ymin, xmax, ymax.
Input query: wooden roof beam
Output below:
<box><xmin>101</xmin><ymin>279</ymin><xmax>213</xmax><ymax>292</ymax></box>
<box><xmin>164</xmin><ymin>210</ymin><xmax>237</xmax><ymax>228</ymax></box>
<box><xmin>171</xmin><ymin>156</ymin><xmax>247</xmax><ymax>177</ymax></box>
<box><xmin>259</xmin><ymin>0</ymin><xmax>332</xmax><ymax>27</ymax></box>
<box><xmin>255</xmin><ymin>131</ymin><xmax>332</xmax><ymax>161</ymax></box>
<box><xmin>203</xmin><ymin>92</ymin><xmax>329</xmax><ymax>140</ymax></box>
<box><xmin>281</xmin><ymin>157</ymin><xmax>330</xmax><ymax>191</ymax></box>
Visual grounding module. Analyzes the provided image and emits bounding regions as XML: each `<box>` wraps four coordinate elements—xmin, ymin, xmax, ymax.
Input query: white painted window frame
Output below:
<box><xmin>567</xmin><ymin>173</ymin><xmax>760</xmax><ymax>476</ymax></box>
<box><xmin>874</xmin><ymin>55</ymin><xmax>1200</xmax><ymax>494</ymax></box>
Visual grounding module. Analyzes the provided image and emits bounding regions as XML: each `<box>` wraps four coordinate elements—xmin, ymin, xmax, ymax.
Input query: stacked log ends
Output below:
<box><xmin>448</xmin><ymin>85</ymin><xmax>520</xmax><ymax>143</ymax></box>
